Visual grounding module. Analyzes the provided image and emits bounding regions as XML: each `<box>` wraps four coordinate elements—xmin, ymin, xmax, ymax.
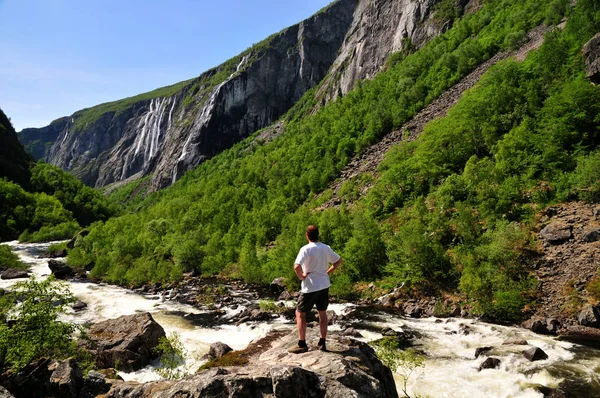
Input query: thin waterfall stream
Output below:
<box><xmin>4</xmin><ymin>241</ymin><xmax>600</xmax><ymax>397</ymax></box>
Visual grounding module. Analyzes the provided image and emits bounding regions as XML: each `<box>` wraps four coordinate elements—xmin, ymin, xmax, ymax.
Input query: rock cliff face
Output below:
<box><xmin>584</xmin><ymin>33</ymin><xmax>600</xmax><ymax>84</ymax></box>
<box><xmin>21</xmin><ymin>0</ymin><xmax>459</xmax><ymax>190</ymax></box>
<box><xmin>17</xmin><ymin>117</ymin><xmax>68</xmax><ymax>160</ymax></box>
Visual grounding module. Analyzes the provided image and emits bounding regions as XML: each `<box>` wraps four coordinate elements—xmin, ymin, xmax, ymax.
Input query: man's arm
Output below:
<box><xmin>294</xmin><ymin>263</ymin><xmax>309</xmax><ymax>280</ymax></box>
<box><xmin>327</xmin><ymin>258</ymin><xmax>343</xmax><ymax>275</ymax></box>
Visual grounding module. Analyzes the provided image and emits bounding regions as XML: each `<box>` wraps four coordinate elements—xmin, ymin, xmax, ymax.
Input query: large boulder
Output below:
<box><xmin>270</xmin><ymin>277</ymin><xmax>286</xmax><ymax>296</ymax></box>
<box><xmin>49</xmin><ymin>358</ymin><xmax>83</xmax><ymax>398</ymax></box>
<box><xmin>105</xmin><ymin>330</ymin><xmax>398</xmax><ymax>397</ymax></box>
<box><xmin>83</xmin><ymin>313</ymin><xmax>166</xmax><ymax>372</ymax></box>
<box><xmin>478</xmin><ymin>357</ymin><xmax>501</xmax><ymax>371</ymax></box>
<box><xmin>523</xmin><ymin>347</ymin><xmax>548</xmax><ymax>362</ymax></box>
<box><xmin>0</xmin><ymin>269</ymin><xmax>29</xmax><ymax>280</ymax></box>
<box><xmin>205</xmin><ymin>342</ymin><xmax>233</xmax><ymax>360</ymax></box>
<box><xmin>522</xmin><ymin>318</ymin><xmax>551</xmax><ymax>335</ymax></box>
<box><xmin>0</xmin><ymin>358</ymin><xmax>53</xmax><ymax>398</ymax></box>
<box><xmin>584</xmin><ymin>33</ymin><xmax>600</xmax><ymax>84</ymax></box>
<box><xmin>578</xmin><ymin>305</ymin><xmax>600</xmax><ymax>328</ymax></box>
<box><xmin>80</xmin><ymin>371</ymin><xmax>120</xmax><ymax>398</ymax></box>
<box><xmin>47</xmin><ymin>259</ymin><xmax>75</xmax><ymax>279</ymax></box>
<box><xmin>559</xmin><ymin>325</ymin><xmax>600</xmax><ymax>348</ymax></box>
<box><xmin>540</xmin><ymin>222</ymin><xmax>572</xmax><ymax>244</ymax></box>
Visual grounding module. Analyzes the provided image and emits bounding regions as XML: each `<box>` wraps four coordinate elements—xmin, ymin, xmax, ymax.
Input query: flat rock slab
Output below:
<box><xmin>105</xmin><ymin>329</ymin><xmax>398</xmax><ymax>398</ymax></box>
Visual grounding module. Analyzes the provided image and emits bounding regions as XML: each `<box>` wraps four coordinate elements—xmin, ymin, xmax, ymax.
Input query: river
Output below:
<box><xmin>3</xmin><ymin>241</ymin><xmax>600</xmax><ymax>397</ymax></box>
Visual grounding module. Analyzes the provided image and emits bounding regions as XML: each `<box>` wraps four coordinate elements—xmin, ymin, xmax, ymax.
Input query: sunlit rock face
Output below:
<box><xmin>584</xmin><ymin>33</ymin><xmax>600</xmax><ymax>84</ymax></box>
<box><xmin>25</xmin><ymin>0</ymin><xmax>458</xmax><ymax>190</ymax></box>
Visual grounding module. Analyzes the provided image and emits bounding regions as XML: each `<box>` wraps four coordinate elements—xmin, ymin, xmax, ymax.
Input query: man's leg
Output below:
<box><xmin>316</xmin><ymin>288</ymin><xmax>329</xmax><ymax>351</ymax></box>
<box><xmin>296</xmin><ymin>310</ymin><xmax>307</xmax><ymax>341</ymax></box>
<box><xmin>289</xmin><ymin>293</ymin><xmax>311</xmax><ymax>353</ymax></box>
<box><xmin>317</xmin><ymin>310</ymin><xmax>328</xmax><ymax>339</ymax></box>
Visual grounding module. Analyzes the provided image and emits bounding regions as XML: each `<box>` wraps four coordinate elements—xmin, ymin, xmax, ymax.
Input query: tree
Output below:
<box><xmin>0</xmin><ymin>277</ymin><xmax>78</xmax><ymax>372</ymax></box>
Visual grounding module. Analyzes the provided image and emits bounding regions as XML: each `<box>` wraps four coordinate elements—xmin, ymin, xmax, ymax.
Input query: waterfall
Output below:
<box><xmin>173</xmin><ymin>53</ymin><xmax>252</xmax><ymax>183</ymax></box>
<box><xmin>122</xmin><ymin>96</ymin><xmax>176</xmax><ymax>179</ymax></box>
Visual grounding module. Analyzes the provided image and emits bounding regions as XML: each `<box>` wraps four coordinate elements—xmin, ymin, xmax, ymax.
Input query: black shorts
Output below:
<box><xmin>297</xmin><ymin>288</ymin><xmax>329</xmax><ymax>313</ymax></box>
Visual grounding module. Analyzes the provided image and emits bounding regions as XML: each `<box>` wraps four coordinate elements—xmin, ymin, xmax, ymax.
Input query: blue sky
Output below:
<box><xmin>0</xmin><ymin>0</ymin><xmax>332</xmax><ymax>131</ymax></box>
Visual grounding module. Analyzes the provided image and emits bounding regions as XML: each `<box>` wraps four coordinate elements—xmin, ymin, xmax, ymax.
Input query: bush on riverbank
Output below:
<box><xmin>0</xmin><ymin>278</ymin><xmax>80</xmax><ymax>372</ymax></box>
<box><xmin>0</xmin><ymin>245</ymin><xmax>27</xmax><ymax>270</ymax></box>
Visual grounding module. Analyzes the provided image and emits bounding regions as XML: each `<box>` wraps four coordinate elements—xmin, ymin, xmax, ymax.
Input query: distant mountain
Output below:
<box><xmin>18</xmin><ymin>117</ymin><xmax>68</xmax><ymax>160</ymax></box>
<box><xmin>19</xmin><ymin>0</ymin><xmax>458</xmax><ymax>191</ymax></box>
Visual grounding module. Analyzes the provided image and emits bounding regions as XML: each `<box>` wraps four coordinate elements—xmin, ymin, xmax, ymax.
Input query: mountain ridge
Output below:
<box><xmin>18</xmin><ymin>0</ymin><xmax>458</xmax><ymax>191</ymax></box>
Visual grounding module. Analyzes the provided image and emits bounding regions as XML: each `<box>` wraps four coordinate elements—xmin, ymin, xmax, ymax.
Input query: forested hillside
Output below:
<box><xmin>0</xmin><ymin>109</ymin><xmax>116</xmax><ymax>242</ymax></box>
<box><xmin>68</xmin><ymin>0</ymin><xmax>600</xmax><ymax>321</ymax></box>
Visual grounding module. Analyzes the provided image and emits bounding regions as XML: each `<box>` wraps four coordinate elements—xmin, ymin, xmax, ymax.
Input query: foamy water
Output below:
<box><xmin>4</xmin><ymin>241</ymin><xmax>600</xmax><ymax>396</ymax></box>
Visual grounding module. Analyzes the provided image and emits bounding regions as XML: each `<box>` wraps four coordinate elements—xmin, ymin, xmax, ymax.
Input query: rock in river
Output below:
<box><xmin>82</xmin><ymin>312</ymin><xmax>166</xmax><ymax>372</ymax></box>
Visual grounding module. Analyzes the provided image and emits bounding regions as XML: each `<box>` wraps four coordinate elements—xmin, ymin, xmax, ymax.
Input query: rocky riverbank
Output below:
<box><xmin>0</xmin><ymin>311</ymin><xmax>398</xmax><ymax>398</ymax></box>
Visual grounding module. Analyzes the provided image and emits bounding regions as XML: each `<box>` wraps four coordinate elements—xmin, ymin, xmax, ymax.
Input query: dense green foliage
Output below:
<box><xmin>0</xmin><ymin>245</ymin><xmax>27</xmax><ymax>270</ymax></box>
<box><xmin>68</xmin><ymin>0</ymin><xmax>599</xmax><ymax>320</ymax></box>
<box><xmin>0</xmin><ymin>109</ymin><xmax>32</xmax><ymax>188</ymax></box>
<box><xmin>0</xmin><ymin>278</ymin><xmax>79</xmax><ymax>372</ymax></box>
<box><xmin>0</xmin><ymin>162</ymin><xmax>116</xmax><ymax>242</ymax></box>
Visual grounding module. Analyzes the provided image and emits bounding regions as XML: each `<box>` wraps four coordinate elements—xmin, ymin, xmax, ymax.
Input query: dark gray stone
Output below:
<box><xmin>474</xmin><ymin>346</ymin><xmax>492</xmax><ymax>359</ymax></box>
<box><xmin>0</xmin><ymin>268</ymin><xmax>29</xmax><ymax>280</ymax></box>
<box><xmin>270</xmin><ymin>277</ymin><xmax>286</xmax><ymax>296</ymax></box>
<box><xmin>578</xmin><ymin>305</ymin><xmax>600</xmax><ymax>328</ymax></box>
<box><xmin>540</xmin><ymin>223</ymin><xmax>572</xmax><ymax>244</ymax></box>
<box><xmin>583</xmin><ymin>228</ymin><xmax>600</xmax><ymax>243</ymax></box>
<box><xmin>503</xmin><ymin>337</ymin><xmax>528</xmax><ymax>345</ymax></box>
<box><xmin>49</xmin><ymin>358</ymin><xmax>83</xmax><ymax>398</ymax></box>
<box><xmin>72</xmin><ymin>300</ymin><xmax>88</xmax><ymax>311</ymax></box>
<box><xmin>206</xmin><ymin>342</ymin><xmax>233</xmax><ymax>360</ymax></box>
<box><xmin>478</xmin><ymin>357</ymin><xmax>501</xmax><ymax>371</ymax></box>
<box><xmin>584</xmin><ymin>33</ymin><xmax>600</xmax><ymax>84</ymax></box>
<box><xmin>79</xmin><ymin>371</ymin><xmax>113</xmax><ymax>398</ymax></box>
<box><xmin>82</xmin><ymin>312</ymin><xmax>166</xmax><ymax>372</ymax></box>
<box><xmin>343</xmin><ymin>328</ymin><xmax>363</xmax><ymax>338</ymax></box>
<box><xmin>523</xmin><ymin>347</ymin><xmax>549</xmax><ymax>362</ymax></box>
<box><xmin>48</xmin><ymin>259</ymin><xmax>75</xmax><ymax>279</ymax></box>
<box><xmin>523</xmin><ymin>318</ymin><xmax>550</xmax><ymax>335</ymax></box>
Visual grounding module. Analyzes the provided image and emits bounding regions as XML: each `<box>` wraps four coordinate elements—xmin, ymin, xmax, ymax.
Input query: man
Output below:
<box><xmin>288</xmin><ymin>225</ymin><xmax>343</xmax><ymax>354</ymax></box>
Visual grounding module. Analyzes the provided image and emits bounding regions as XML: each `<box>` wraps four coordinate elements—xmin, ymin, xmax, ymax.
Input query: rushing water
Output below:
<box><xmin>4</xmin><ymin>241</ymin><xmax>600</xmax><ymax>396</ymax></box>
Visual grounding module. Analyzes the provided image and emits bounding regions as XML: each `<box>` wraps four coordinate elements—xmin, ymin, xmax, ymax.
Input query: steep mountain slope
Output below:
<box><xmin>0</xmin><ymin>110</ymin><xmax>115</xmax><ymax>242</ymax></box>
<box><xmin>18</xmin><ymin>117</ymin><xmax>68</xmax><ymax>161</ymax></box>
<box><xmin>20</xmin><ymin>0</ymin><xmax>458</xmax><ymax>190</ymax></box>
<box><xmin>0</xmin><ymin>108</ymin><xmax>32</xmax><ymax>187</ymax></box>
<box><xmin>64</xmin><ymin>0</ymin><xmax>588</xmax><ymax>306</ymax></box>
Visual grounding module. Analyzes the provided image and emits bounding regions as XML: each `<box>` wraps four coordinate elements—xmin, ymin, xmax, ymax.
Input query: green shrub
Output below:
<box><xmin>154</xmin><ymin>333</ymin><xmax>188</xmax><ymax>380</ymax></box>
<box><xmin>0</xmin><ymin>277</ymin><xmax>79</xmax><ymax>372</ymax></box>
<box><xmin>0</xmin><ymin>245</ymin><xmax>27</xmax><ymax>270</ymax></box>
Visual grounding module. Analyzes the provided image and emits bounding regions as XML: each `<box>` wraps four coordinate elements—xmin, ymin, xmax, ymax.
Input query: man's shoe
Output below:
<box><xmin>288</xmin><ymin>345</ymin><xmax>308</xmax><ymax>354</ymax></box>
<box><xmin>317</xmin><ymin>339</ymin><xmax>327</xmax><ymax>352</ymax></box>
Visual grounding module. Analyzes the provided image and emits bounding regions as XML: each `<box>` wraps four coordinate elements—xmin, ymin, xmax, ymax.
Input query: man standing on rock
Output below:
<box><xmin>289</xmin><ymin>225</ymin><xmax>343</xmax><ymax>354</ymax></box>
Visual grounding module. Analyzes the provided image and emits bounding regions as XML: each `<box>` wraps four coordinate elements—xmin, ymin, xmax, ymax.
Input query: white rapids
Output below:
<box><xmin>3</xmin><ymin>241</ymin><xmax>600</xmax><ymax>396</ymax></box>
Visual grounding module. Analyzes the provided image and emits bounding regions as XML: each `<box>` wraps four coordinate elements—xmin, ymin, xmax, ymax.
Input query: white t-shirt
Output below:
<box><xmin>294</xmin><ymin>242</ymin><xmax>341</xmax><ymax>293</ymax></box>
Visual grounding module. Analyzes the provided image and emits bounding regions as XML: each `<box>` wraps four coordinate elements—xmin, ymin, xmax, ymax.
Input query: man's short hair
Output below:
<box><xmin>306</xmin><ymin>225</ymin><xmax>319</xmax><ymax>242</ymax></box>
